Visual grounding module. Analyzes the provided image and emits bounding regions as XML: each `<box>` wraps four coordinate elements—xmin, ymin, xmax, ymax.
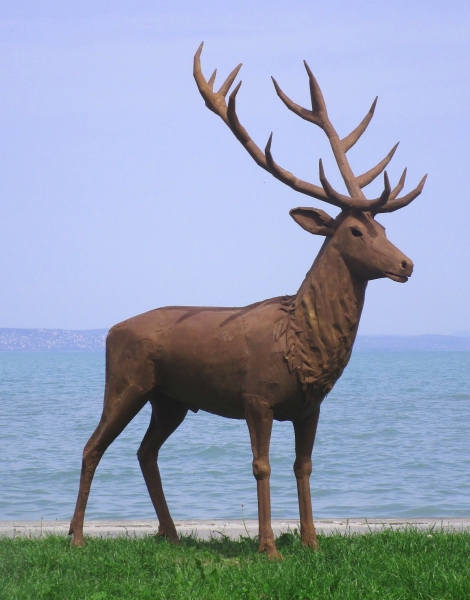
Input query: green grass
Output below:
<box><xmin>1</xmin><ymin>528</ymin><xmax>469</xmax><ymax>599</ymax></box>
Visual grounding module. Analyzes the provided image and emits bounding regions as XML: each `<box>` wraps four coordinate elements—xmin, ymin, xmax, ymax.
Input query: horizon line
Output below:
<box><xmin>1</xmin><ymin>327</ymin><xmax>470</xmax><ymax>338</ymax></box>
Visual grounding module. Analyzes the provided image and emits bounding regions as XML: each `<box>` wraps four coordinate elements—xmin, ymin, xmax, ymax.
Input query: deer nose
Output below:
<box><xmin>400</xmin><ymin>259</ymin><xmax>413</xmax><ymax>276</ymax></box>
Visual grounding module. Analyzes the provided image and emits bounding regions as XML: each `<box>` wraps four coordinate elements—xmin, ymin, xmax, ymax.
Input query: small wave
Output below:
<box><xmin>2</xmin><ymin>351</ymin><xmax>470</xmax><ymax>519</ymax></box>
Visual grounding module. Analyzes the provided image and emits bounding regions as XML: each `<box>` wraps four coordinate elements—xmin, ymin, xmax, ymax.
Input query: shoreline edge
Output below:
<box><xmin>2</xmin><ymin>518</ymin><xmax>470</xmax><ymax>539</ymax></box>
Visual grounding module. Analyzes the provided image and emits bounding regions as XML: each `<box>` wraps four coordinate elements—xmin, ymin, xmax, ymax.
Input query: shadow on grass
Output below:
<box><xmin>167</xmin><ymin>529</ymin><xmax>304</xmax><ymax>559</ymax></box>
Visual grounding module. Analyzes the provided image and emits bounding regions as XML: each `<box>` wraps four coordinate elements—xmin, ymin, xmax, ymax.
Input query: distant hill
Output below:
<box><xmin>0</xmin><ymin>328</ymin><xmax>107</xmax><ymax>351</ymax></box>
<box><xmin>354</xmin><ymin>335</ymin><xmax>470</xmax><ymax>352</ymax></box>
<box><xmin>1</xmin><ymin>328</ymin><xmax>470</xmax><ymax>352</ymax></box>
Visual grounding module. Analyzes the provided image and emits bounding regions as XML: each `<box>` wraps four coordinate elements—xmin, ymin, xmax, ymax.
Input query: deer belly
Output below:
<box><xmin>153</xmin><ymin>314</ymin><xmax>248</xmax><ymax>419</ymax></box>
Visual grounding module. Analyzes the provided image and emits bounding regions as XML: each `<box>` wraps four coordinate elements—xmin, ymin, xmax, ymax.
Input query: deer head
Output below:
<box><xmin>194</xmin><ymin>43</ymin><xmax>426</xmax><ymax>283</ymax></box>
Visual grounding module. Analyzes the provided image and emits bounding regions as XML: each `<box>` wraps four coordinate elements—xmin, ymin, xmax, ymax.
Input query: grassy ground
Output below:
<box><xmin>1</xmin><ymin>528</ymin><xmax>469</xmax><ymax>599</ymax></box>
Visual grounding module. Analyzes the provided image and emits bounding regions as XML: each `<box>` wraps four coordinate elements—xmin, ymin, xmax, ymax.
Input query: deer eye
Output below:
<box><xmin>351</xmin><ymin>227</ymin><xmax>363</xmax><ymax>237</ymax></box>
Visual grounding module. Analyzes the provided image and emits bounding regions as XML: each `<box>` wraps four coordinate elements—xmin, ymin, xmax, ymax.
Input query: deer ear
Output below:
<box><xmin>290</xmin><ymin>207</ymin><xmax>337</xmax><ymax>237</ymax></box>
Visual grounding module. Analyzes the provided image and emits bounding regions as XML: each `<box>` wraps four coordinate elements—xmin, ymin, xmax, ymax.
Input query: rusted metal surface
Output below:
<box><xmin>69</xmin><ymin>45</ymin><xmax>426</xmax><ymax>557</ymax></box>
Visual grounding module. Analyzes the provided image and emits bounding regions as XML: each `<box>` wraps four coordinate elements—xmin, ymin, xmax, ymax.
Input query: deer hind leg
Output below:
<box><xmin>293</xmin><ymin>409</ymin><xmax>320</xmax><ymax>549</ymax></box>
<box><xmin>245</xmin><ymin>395</ymin><xmax>280</xmax><ymax>558</ymax></box>
<box><xmin>69</xmin><ymin>384</ymin><xmax>150</xmax><ymax>547</ymax></box>
<box><xmin>137</xmin><ymin>394</ymin><xmax>188</xmax><ymax>544</ymax></box>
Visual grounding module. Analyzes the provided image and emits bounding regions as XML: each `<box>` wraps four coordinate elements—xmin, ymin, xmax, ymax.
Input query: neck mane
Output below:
<box><xmin>275</xmin><ymin>239</ymin><xmax>367</xmax><ymax>399</ymax></box>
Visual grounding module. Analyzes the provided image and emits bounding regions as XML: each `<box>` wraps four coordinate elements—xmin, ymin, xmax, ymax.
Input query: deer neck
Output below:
<box><xmin>283</xmin><ymin>239</ymin><xmax>367</xmax><ymax>397</ymax></box>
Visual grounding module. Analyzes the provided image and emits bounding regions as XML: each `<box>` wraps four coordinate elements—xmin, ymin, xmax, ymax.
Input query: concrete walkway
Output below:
<box><xmin>2</xmin><ymin>518</ymin><xmax>470</xmax><ymax>539</ymax></box>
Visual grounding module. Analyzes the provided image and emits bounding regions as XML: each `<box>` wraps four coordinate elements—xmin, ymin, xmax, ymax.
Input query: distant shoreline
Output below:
<box><xmin>1</xmin><ymin>328</ymin><xmax>470</xmax><ymax>352</ymax></box>
<box><xmin>2</xmin><ymin>519</ymin><xmax>470</xmax><ymax>539</ymax></box>
<box><xmin>0</xmin><ymin>328</ymin><xmax>107</xmax><ymax>352</ymax></box>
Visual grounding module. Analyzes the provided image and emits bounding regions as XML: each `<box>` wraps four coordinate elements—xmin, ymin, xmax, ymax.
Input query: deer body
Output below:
<box><xmin>109</xmin><ymin>299</ymin><xmax>302</xmax><ymax>421</ymax></box>
<box><xmin>69</xmin><ymin>45</ymin><xmax>425</xmax><ymax>557</ymax></box>
<box><xmin>103</xmin><ymin>233</ymin><xmax>366</xmax><ymax>423</ymax></box>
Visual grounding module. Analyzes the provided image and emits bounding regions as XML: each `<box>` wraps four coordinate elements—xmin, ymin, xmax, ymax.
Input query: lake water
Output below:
<box><xmin>1</xmin><ymin>351</ymin><xmax>469</xmax><ymax>521</ymax></box>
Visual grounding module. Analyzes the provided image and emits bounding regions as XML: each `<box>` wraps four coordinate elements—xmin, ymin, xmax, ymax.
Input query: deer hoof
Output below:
<box><xmin>157</xmin><ymin>529</ymin><xmax>180</xmax><ymax>545</ymax></box>
<box><xmin>259</xmin><ymin>538</ymin><xmax>282</xmax><ymax>559</ymax></box>
<box><xmin>70</xmin><ymin>537</ymin><xmax>86</xmax><ymax>548</ymax></box>
<box><xmin>302</xmin><ymin>535</ymin><xmax>319</xmax><ymax>550</ymax></box>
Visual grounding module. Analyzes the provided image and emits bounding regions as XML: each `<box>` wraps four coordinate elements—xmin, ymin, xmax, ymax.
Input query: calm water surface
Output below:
<box><xmin>1</xmin><ymin>351</ymin><xmax>469</xmax><ymax>520</ymax></box>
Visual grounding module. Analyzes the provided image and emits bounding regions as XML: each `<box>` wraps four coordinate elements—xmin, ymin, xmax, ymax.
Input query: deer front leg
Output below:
<box><xmin>293</xmin><ymin>409</ymin><xmax>320</xmax><ymax>549</ymax></box>
<box><xmin>245</xmin><ymin>395</ymin><xmax>280</xmax><ymax>558</ymax></box>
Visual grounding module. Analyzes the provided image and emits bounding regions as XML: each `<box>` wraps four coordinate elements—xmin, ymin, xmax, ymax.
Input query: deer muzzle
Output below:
<box><xmin>385</xmin><ymin>257</ymin><xmax>413</xmax><ymax>283</ymax></box>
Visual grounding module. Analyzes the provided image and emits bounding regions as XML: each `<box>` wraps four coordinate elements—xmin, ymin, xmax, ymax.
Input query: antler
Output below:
<box><xmin>194</xmin><ymin>42</ymin><xmax>330</xmax><ymax>203</ymax></box>
<box><xmin>194</xmin><ymin>43</ymin><xmax>427</xmax><ymax>213</ymax></box>
<box><xmin>272</xmin><ymin>61</ymin><xmax>427</xmax><ymax>212</ymax></box>
<box><xmin>375</xmin><ymin>173</ymin><xmax>428</xmax><ymax>213</ymax></box>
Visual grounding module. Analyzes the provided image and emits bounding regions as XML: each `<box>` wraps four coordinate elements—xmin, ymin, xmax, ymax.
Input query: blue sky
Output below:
<box><xmin>0</xmin><ymin>0</ymin><xmax>469</xmax><ymax>334</ymax></box>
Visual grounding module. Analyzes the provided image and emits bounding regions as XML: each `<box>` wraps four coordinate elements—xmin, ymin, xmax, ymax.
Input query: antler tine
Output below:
<box><xmin>265</xmin><ymin>134</ymin><xmax>330</xmax><ymax>203</ymax></box>
<box><xmin>389</xmin><ymin>168</ymin><xmax>407</xmax><ymax>200</ymax></box>
<box><xmin>207</xmin><ymin>69</ymin><xmax>217</xmax><ymax>89</ymax></box>
<box><xmin>379</xmin><ymin>171</ymin><xmax>391</xmax><ymax>206</ymax></box>
<box><xmin>217</xmin><ymin>65</ymin><xmax>242</xmax><ymax>96</ymax></box>
<box><xmin>365</xmin><ymin>170</ymin><xmax>392</xmax><ymax>211</ymax></box>
<box><xmin>193</xmin><ymin>42</ymin><xmax>213</xmax><ymax>97</ymax></box>
<box><xmin>193</xmin><ymin>41</ymin><xmax>242</xmax><ymax>124</ymax></box>
<box><xmin>341</xmin><ymin>97</ymin><xmax>378</xmax><ymax>153</ymax></box>
<box><xmin>271</xmin><ymin>76</ymin><xmax>323</xmax><ymax>127</ymax></box>
<box><xmin>356</xmin><ymin>142</ymin><xmax>399</xmax><ymax>189</ymax></box>
<box><xmin>303</xmin><ymin>61</ymin><xmax>328</xmax><ymax>120</ymax></box>
<box><xmin>226</xmin><ymin>82</ymin><xmax>248</xmax><ymax>143</ymax></box>
<box><xmin>375</xmin><ymin>174</ymin><xmax>427</xmax><ymax>214</ymax></box>
<box><xmin>270</xmin><ymin>61</ymin><xmax>329</xmax><ymax>129</ymax></box>
<box><xmin>319</xmin><ymin>161</ymin><xmax>392</xmax><ymax>211</ymax></box>
<box><xmin>318</xmin><ymin>159</ymin><xmax>353</xmax><ymax>208</ymax></box>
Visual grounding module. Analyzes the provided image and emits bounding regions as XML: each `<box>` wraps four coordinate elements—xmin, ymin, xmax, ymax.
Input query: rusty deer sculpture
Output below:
<box><xmin>69</xmin><ymin>43</ymin><xmax>426</xmax><ymax>557</ymax></box>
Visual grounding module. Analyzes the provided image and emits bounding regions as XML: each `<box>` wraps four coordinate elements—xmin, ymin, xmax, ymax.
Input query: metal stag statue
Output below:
<box><xmin>69</xmin><ymin>43</ymin><xmax>426</xmax><ymax>557</ymax></box>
